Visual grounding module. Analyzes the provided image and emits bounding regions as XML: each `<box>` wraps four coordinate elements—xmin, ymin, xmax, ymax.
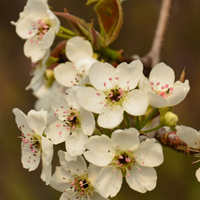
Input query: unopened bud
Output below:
<box><xmin>160</xmin><ymin>111</ymin><xmax>178</xmax><ymax>126</ymax></box>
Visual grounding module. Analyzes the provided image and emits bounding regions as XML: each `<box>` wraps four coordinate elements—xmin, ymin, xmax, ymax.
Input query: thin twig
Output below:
<box><xmin>143</xmin><ymin>0</ymin><xmax>174</xmax><ymax>138</ymax></box>
<box><xmin>141</xmin><ymin>0</ymin><xmax>174</xmax><ymax>69</ymax></box>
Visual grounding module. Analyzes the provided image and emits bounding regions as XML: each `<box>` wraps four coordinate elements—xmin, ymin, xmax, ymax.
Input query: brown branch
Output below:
<box><xmin>141</xmin><ymin>0</ymin><xmax>174</xmax><ymax>69</ymax></box>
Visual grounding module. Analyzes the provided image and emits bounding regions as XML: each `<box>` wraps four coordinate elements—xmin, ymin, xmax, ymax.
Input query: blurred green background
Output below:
<box><xmin>1</xmin><ymin>0</ymin><xmax>200</xmax><ymax>199</ymax></box>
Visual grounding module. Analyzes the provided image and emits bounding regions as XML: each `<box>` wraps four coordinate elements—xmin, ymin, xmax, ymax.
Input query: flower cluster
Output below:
<box><xmin>12</xmin><ymin>0</ymin><xmax>200</xmax><ymax>199</ymax></box>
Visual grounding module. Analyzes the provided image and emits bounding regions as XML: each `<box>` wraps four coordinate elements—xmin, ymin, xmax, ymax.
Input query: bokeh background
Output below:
<box><xmin>1</xmin><ymin>0</ymin><xmax>200</xmax><ymax>199</ymax></box>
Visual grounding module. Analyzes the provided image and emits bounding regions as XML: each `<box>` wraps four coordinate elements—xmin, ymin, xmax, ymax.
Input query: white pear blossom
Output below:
<box><xmin>12</xmin><ymin>0</ymin><xmax>60</xmax><ymax>62</ymax></box>
<box><xmin>13</xmin><ymin>108</ymin><xmax>53</xmax><ymax>185</ymax></box>
<box><xmin>77</xmin><ymin>60</ymin><xmax>149</xmax><ymax>129</ymax></box>
<box><xmin>176</xmin><ymin>125</ymin><xmax>200</xmax><ymax>182</ymax></box>
<box><xmin>139</xmin><ymin>63</ymin><xmax>190</xmax><ymax>108</ymax></box>
<box><xmin>84</xmin><ymin>128</ymin><xmax>164</xmax><ymax>197</ymax></box>
<box><xmin>45</xmin><ymin>86</ymin><xmax>95</xmax><ymax>156</ymax></box>
<box><xmin>54</xmin><ymin>36</ymin><xmax>98</xmax><ymax>87</ymax></box>
<box><xmin>26</xmin><ymin>49</ymin><xmax>50</xmax><ymax>94</ymax></box>
<box><xmin>50</xmin><ymin>150</ymin><xmax>109</xmax><ymax>200</ymax></box>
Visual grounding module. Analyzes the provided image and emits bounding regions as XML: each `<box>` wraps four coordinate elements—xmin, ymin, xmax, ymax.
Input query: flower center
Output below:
<box><xmin>68</xmin><ymin>174</ymin><xmax>94</xmax><ymax>199</ymax></box>
<box><xmin>62</xmin><ymin>108</ymin><xmax>81</xmax><ymax>131</ymax></box>
<box><xmin>29</xmin><ymin>19</ymin><xmax>50</xmax><ymax>44</ymax></box>
<box><xmin>112</xmin><ymin>150</ymin><xmax>136</xmax><ymax>173</ymax></box>
<box><xmin>150</xmin><ymin>82</ymin><xmax>173</xmax><ymax>98</ymax></box>
<box><xmin>96</xmin><ymin>77</ymin><xmax>130</xmax><ymax>107</ymax></box>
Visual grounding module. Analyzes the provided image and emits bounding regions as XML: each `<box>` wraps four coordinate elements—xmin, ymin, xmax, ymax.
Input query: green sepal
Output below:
<box><xmin>46</xmin><ymin>56</ymin><xmax>59</xmax><ymax>68</ymax></box>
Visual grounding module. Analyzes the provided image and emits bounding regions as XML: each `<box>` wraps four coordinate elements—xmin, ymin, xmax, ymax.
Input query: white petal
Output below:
<box><xmin>26</xmin><ymin>62</ymin><xmax>46</xmax><ymax>92</ymax></box>
<box><xmin>13</xmin><ymin>108</ymin><xmax>32</xmax><ymax>136</ymax></box>
<box><xmin>60</xmin><ymin>191</ymin><xmax>78</xmax><ymax>200</ymax></box>
<box><xmin>66</xmin><ymin>86</ymin><xmax>80</xmax><ymax>109</ymax></box>
<box><xmin>41</xmin><ymin>159</ymin><xmax>52</xmax><ymax>185</ymax></box>
<box><xmin>89</xmin><ymin>62</ymin><xmax>116</xmax><ymax>91</ymax></box>
<box><xmin>123</xmin><ymin>90</ymin><xmax>149</xmax><ymax>116</ymax></box>
<box><xmin>21</xmin><ymin>142</ymin><xmax>41</xmax><ymax>171</ymax></box>
<box><xmin>126</xmin><ymin>166</ymin><xmax>157</xmax><ymax>193</ymax></box>
<box><xmin>47</xmin><ymin>9</ymin><xmax>60</xmax><ymax>33</ymax></box>
<box><xmin>41</xmin><ymin>27</ymin><xmax>55</xmax><ymax>49</ymax></box>
<box><xmin>79</xmin><ymin>107</ymin><xmax>95</xmax><ymax>136</ymax></box>
<box><xmin>66</xmin><ymin>36</ymin><xmax>93</xmax><ymax>62</ymax></box>
<box><xmin>27</xmin><ymin>109</ymin><xmax>47</xmax><ymax>136</ymax></box>
<box><xmin>41</xmin><ymin>136</ymin><xmax>53</xmax><ymax>166</ymax></box>
<box><xmin>16</xmin><ymin>17</ymin><xmax>37</xmax><ymax>39</ymax></box>
<box><xmin>50</xmin><ymin>166</ymin><xmax>72</xmax><ymax>192</ymax></box>
<box><xmin>24</xmin><ymin>38</ymin><xmax>46</xmax><ymax>62</ymax></box>
<box><xmin>25</xmin><ymin>0</ymin><xmax>49</xmax><ymax>20</ymax></box>
<box><xmin>116</xmin><ymin>60</ymin><xmax>143</xmax><ymax>90</ymax></box>
<box><xmin>54</xmin><ymin>62</ymin><xmax>80</xmax><ymax>87</ymax></box>
<box><xmin>139</xmin><ymin>75</ymin><xmax>151</xmax><ymax>93</ymax></box>
<box><xmin>58</xmin><ymin>150</ymin><xmax>87</xmax><ymax>174</ymax></box>
<box><xmin>134</xmin><ymin>139</ymin><xmax>164</xmax><ymax>167</ymax></box>
<box><xmin>149</xmin><ymin>63</ymin><xmax>175</xmax><ymax>89</ymax></box>
<box><xmin>176</xmin><ymin>125</ymin><xmax>200</xmax><ymax>149</ymax></box>
<box><xmin>147</xmin><ymin>91</ymin><xmax>168</xmax><ymax>108</ymax></box>
<box><xmin>75</xmin><ymin>57</ymin><xmax>97</xmax><ymax>75</ymax></box>
<box><xmin>50</xmin><ymin>92</ymin><xmax>70</xmax><ymax>120</ymax></box>
<box><xmin>88</xmin><ymin>164</ymin><xmax>103</xmax><ymax>186</ymax></box>
<box><xmin>167</xmin><ymin>80</ymin><xmax>190</xmax><ymax>106</ymax></box>
<box><xmin>84</xmin><ymin>135</ymin><xmax>116</xmax><ymax>167</ymax></box>
<box><xmin>98</xmin><ymin>105</ymin><xmax>124</xmax><ymax>129</ymax></box>
<box><xmin>196</xmin><ymin>168</ymin><xmax>200</xmax><ymax>182</ymax></box>
<box><xmin>95</xmin><ymin>166</ymin><xmax>122</xmax><ymax>198</ymax></box>
<box><xmin>45</xmin><ymin>120</ymin><xmax>70</xmax><ymax>144</ymax></box>
<box><xmin>65</xmin><ymin>129</ymin><xmax>88</xmax><ymax>156</ymax></box>
<box><xmin>64</xmin><ymin>152</ymin><xmax>77</xmax><ymax>162</ymax></box>
<box><xmin>77</xmin><ymin>87</ymin><xmax>106</xmax><ymax>114</ymax></box>
<box><xmin>111</xmin><ymin>128</ymin><xmax>140</xmax><ymax>151</ymax></box>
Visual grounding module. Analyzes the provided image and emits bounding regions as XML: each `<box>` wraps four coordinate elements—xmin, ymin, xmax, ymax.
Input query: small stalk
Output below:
<box><xmin>139</xmin><ymin>108</ymin><xmax>159</xmax><ymax>129</ymax></box>
<box><xmin>142</xmin><ymin>124</ymin><xmax>163</xmax><ymax>134</ymax></box>
<box><xmin>124</xmin><ymin>112</ymin><xmax>130</xmax><ymax>128</ymax></box>
<box><xmin>59</xmin><ymin>26</ymin><xmax>77</xmax><ymax>36</ymax></box>
<box><xmin>56</xmin><ymin>33</ymin><xmax>73</xmax><ymax>39</ymax></box>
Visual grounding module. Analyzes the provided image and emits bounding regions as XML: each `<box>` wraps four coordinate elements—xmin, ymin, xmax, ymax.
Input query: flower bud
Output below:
<box><xmin>160</xmin><ymin>111</ymin><xmax>178</xmax><ymax>126</ymax></box>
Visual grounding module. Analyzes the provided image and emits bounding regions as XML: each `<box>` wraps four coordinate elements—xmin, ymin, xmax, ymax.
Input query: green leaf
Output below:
<box><xmin>86</xmin><ymin>0</ymin><xmax>100</xmax><ymax>5</ymax></box>
<box><xmin>94</xmin><ymin>0</ymin><xmax>123</xmax><ymax>45</ymax></box>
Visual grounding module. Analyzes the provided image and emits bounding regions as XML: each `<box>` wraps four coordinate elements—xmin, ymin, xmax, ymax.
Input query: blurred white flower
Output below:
<box><xmin>77</xmin><ymin>60</ymin><xmax>149</xmax><ymax>129</ymax></box>
<box><xmin>34</xmin><ymin>81</ymin><xmax>65</xmax><ymax>125</ymax></box>
<box><xmin>50</xmin><ymin>150</ymin><xmax>109</xmax><ymax>200</ymax></box>
<box><xmin>26</xmin><ymin>49</ymin><xmax>50</xmax><ymax>94</ymax></box>
<box><xmin>13</xmin><ymin>108</ymin><xmax>53</xmax><ymax>185</ymax></box>
<box><xmin>139</xmin><ymin>63</ymin><xmax>190</xmax><ymax>108</ymax></box>
<box><xmin>84</xmin><ymin>128</ymin><xmax>164</xmax><ymax>197</ymax></box>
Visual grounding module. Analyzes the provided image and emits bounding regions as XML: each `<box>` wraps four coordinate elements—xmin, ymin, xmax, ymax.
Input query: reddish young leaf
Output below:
<box><xmin>94</xmin><ymin>0</ymin><xmax>123</xmax><ymax>45</ymax></box>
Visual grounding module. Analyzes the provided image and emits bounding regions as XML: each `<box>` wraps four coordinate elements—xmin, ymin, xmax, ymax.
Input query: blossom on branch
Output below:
<box><xmin>84</xmin><ymin>128</ymin><xmax>164</xmax><ymax>197</ymax></box>
<box><xmin>12</xmin><ymin>0</ymin><xmax>60</xmax><ymax>62</ymax></box>
<box><xmin>176</xmin><ymin>125</ymin><xmax>200</xmax><ymax>181</ymax></box>
<box><xmin>13</xmin><ymin>108</ymin><xmax>53</xmax><ymax>185</ymax></box>
<box><xmin>50</xmin><ymin>150</ymin><xmax>109</xmax><ymax>200</ymax></box>
<box><xmin>45</xmin><ymin>86</ymin><xmax>95</xmax><ymax>156</ymax></box>
<box><xmin>54</xmin><ymin>36</ymin><xmax>97</xmax><ymax>87</ymax></box>
<box><xmin>139</xmin><ymin>63</ymin><xmax>190</xmax><ymax>108</ymax></box>
<box><xmin>77</xmin><ymin>60</ymin><xmax>149</xmax><ymax>129</ymax></box>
